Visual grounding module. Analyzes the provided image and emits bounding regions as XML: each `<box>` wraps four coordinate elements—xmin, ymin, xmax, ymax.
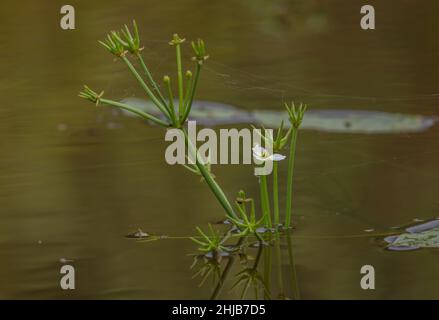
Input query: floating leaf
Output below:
<box><xmin>120</xmin><ymin>98</ymin><xmax>437</xmax><ymax>134</ymax></box>
<box><xmin>385</xmin><ymin>220</ymin><xmax>439</xmax><ymax>251</ymax></box>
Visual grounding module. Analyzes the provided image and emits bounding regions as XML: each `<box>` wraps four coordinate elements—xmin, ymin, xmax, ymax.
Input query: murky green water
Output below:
<box><xmin>1</xmin><ymin>0</ymin><xmax>439</xmax><ymax>299</ymax></box>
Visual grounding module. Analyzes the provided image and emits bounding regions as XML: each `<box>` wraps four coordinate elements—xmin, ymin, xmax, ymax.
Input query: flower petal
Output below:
<box><xmin>252</xmin><ymin>144</ymin><xmax>265</xmax><ymax>156</ymax></box>
<box><xmin>272</xmin><ymin>153</ymin><xmax>286</xmax><ymax>161</ymax></box>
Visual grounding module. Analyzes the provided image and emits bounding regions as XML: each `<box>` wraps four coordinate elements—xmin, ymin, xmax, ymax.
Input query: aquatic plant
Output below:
<box><xmin>384</xmin><ymin>219</ymin><xmax>439</xmax><ymax>251</ymax></box>
<box><xmin>252</xmin><ymin>144</ymin><xmax>286</xmax><ymax>228</ymax></box>
<box><xmin>78</xmin><ymin>21</ymin><xmax>308</xmax><ymax>254</ymax></box>
<box><xmin>284</xmin><ymin>102</ymin><xmax>307</xmax><ymax>228</ymax></box>
<box><xmin>79</xmin><ymin>21</ymin><xmax>237</xmax><ymax>221</ymax></box>
<box><xmin>190</xmin><ymin>224</ymin><xmax>230</xmax><ymax>257</ymax></box>
<box><xmin>253</xmin><ymin>123</ymin><xmax>291</xmax><ymax>226</ymax></box>
<box><xmin>228</xmin><ymin>190</ymin><xmax>264</xmax><ymax>241</ymax></box>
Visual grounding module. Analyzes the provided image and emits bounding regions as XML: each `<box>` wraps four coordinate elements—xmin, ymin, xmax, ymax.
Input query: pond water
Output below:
<box><xmin>1</xmin><ymin>0</ymin><xmax>439</xmax><ymax>299</ymax></box>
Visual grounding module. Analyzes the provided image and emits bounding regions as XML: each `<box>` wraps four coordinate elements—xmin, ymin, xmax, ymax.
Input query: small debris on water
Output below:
<box><xmin>126</xmin><ymin>228</ymin><xmax>150</xmax><ymax>239</ymax></box>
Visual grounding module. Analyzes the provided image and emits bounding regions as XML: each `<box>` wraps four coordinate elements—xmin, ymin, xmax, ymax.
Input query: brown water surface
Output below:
<box><xmin>1</xmin><ymin>0</ymin><xmax>439</xmax><ymax>299</ymax></box>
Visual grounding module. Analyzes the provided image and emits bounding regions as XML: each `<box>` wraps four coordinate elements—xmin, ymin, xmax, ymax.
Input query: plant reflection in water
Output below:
<box><xmin>190</xmin><ymin>231</ymin><xmax>300</xmax><ymax>300</ymax></box>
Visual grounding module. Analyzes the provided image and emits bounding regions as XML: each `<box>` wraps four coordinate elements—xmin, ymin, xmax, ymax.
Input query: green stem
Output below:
<box><xmin>99</xmin><ymin>98</ymin><xmax>168</xmax><ymax>127</ymax></box>
<box><xmin>250</xmin><ymin>199</ymin><xmax>256</xmax><ymax>223</ymax></box>
<box><xmin>260</xmin><ymin>175</ymin><xmax>272</xmax><ymax>228</ymax></box>
<box><xmin>273</xmin><ymin>161</ymin><xmax>279</xmax><ymax>226</ymax></box>
<box><xmin>183</xmin><ymin>129</ymin><xmax>237</xmax><ymax>220</ymax></box>
<box><xmin>164</xmin><ymin>78</ymin><xmax>177</xmax><ymax>126</ymax></box>
<box><xmin>175</xmin><ymin>43</ymin><xmax>184</xmax><ymax>118</ymax></box>
<box><xmin>181</xmin><ymin>63</ymin><xmax>201</xmax><ymax>123</ymax></box>
<box><xmin>285</xmin><ymin>128</ymin><xmax>298</xmax><ymax>228</ymax></box>
<box><xmin>136</xmin><ymin>53</ymin><xmax>167</xmax><ymax>107</ymax></box>
<box><xmin>121</xmin><ymin>55</ymin><xmax>171</xmax><ymax>120</ymax></box>
<box><xmin>181</xmin><ymin>74</ymin><xmax>193</xmax><ymax>122</ymax></box>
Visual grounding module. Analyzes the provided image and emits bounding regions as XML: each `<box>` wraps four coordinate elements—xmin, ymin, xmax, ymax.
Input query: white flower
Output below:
<box><xmin>252</xmin><ymin>144</ymin><xmax>286</xmax><ymax>162</ymax></box>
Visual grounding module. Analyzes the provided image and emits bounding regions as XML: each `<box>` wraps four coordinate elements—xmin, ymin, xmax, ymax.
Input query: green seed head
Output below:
<box><xmin>99</xmin><ymin>32</ymin><xmax>127</xmax><ymax>57</ymax></box>
<box><xmin>78</xmin><ymin>85</ymin><xmax>104</xmax><ymax>106</ymax></box>
<box><xmin>285</xmin><ymin>102</ymin><xmax>307</xmax><ymax>129</ymax></box>
<box><xmin>120</xmin><ymin>20</ymin><xmax>143</xmax><ymax>54</ymax></box>
<box><xmin>169</xmin><ymin>33</ymin><xmax>186</xmax><ymax>46</ymax></box>
<box><xmin>191</xmin><ymin>39</ymin><xmax>209</xmax><ymax>64</ymax></box>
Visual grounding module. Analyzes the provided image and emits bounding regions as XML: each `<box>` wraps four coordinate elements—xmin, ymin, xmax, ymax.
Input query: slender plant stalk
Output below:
<box><xmin>273</xmin><ymin>161</ymin><xmax>280</xmax><ymax>226</ymax></box>
<box><xmin>259</xmin><ymin>175</ymin><xmax>272</xmax><ymax>228</ymax></box>
<box><xmin>136</xmin><ymin>53</ymin><xmax>168</xmax><ymax>107</ymax></box>
<box><xmin>85</xmin><ymin>27</ymin><xmax>242</xmax><ymax>235</ymax></box>
<box><xmin>99</xmin><ymin>98</ymin><xmax>168</xmax><ymax>127</ymax></box>
<box><xmin>285</xmin><ymin>128</ymin><xmax>298</xmax><ymax>228</ymax></box>
<box><xmin>120</xmin><ymin>55</ymin><xmax>171</xmax><ymax>119</ymax></box>
<box><xmin>181</xmin><ymin>63</ymin><xmax>200</xmax><ymax>123</ymax></box>
<box><xmin>163</xmin><ymin>77</ymin><xmax>177</xmax><ymax>126</ymax></box>
<box><xmin>175</xmin><ymin>42</ymin><xmax>184</xmax><ymax>117</ymax></box>
<box><xmin>182</xmin><ymin>73</ymin><xmax>193</xmax><ymax>121</ymax></box>
<box><xmin>183</xmin><ymin>129</ymin><xmax>237</xmax><ymax>220</ymax></box>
